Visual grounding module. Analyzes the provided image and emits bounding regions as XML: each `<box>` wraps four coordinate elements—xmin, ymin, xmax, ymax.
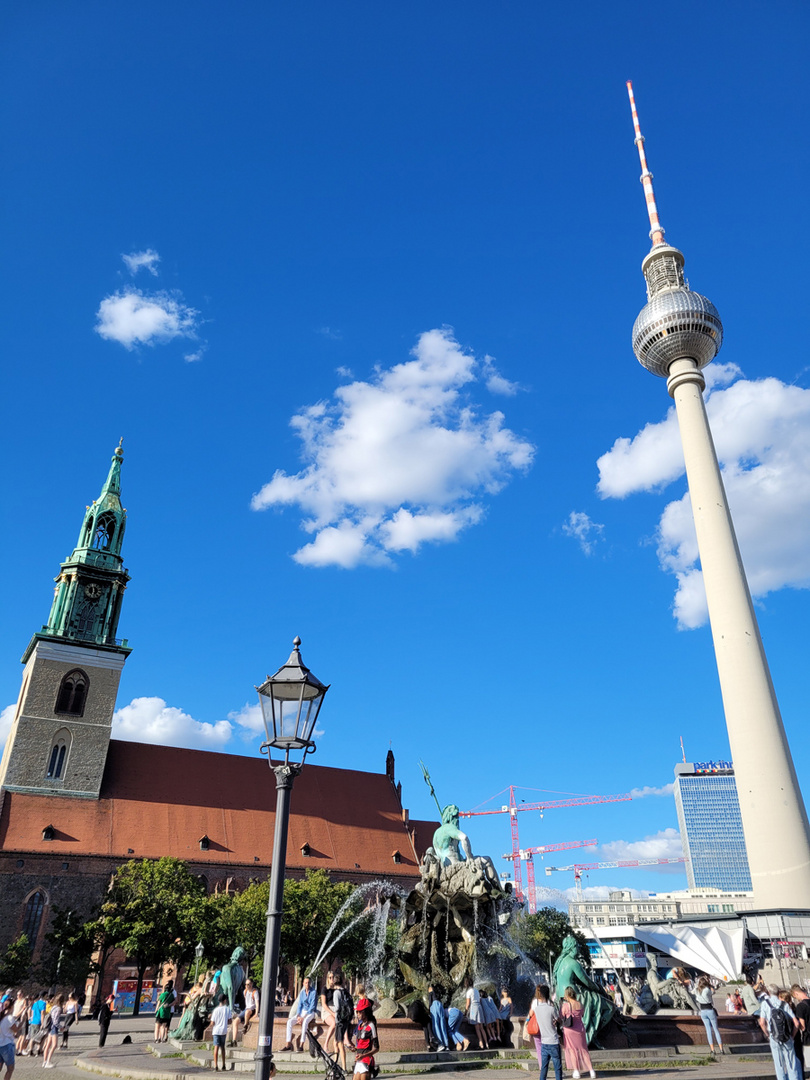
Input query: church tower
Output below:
<box><xmin>0</xmin><ymin>442</ymin><xmax>132</xmax><ymax>799</ymax></box>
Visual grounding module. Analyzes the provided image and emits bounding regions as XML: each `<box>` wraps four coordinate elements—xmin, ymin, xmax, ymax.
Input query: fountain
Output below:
<box><xmin>396</xmin><ymin>794</ymin><xmax>522</xmax><ymax>1005</ymax></box>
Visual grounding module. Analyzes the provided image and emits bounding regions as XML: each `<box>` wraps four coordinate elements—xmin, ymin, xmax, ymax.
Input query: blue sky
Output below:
<box><xmin>2</xmin><ymin>1</ymin><xmax>809</xmax><ymax>899</ymax></box>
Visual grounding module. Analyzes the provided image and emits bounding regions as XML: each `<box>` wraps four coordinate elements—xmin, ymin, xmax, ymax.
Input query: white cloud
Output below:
<box><xmin>0</xmin><ymin>704</ymin><xmax>15</xmax><ymax>761</ymax></box>
<box><xmin>95</xmin><ymin>289</ymin><xmax>199</xmax><ymax>350</ymax></box>
<box><xmin>316</xmin><ymin>327</ymin><xmax>343</xmax><ymax>341</ymax></box>
<box><xmin>227</xmin><ymin>702</ymin><xmax>324</xmax><ymax>742</ymax></box>
<box><xmin>252</xmin><ymin>328</ymin><xmax>534</xmax><ymax>567</ymax></box>
<box><xmin>113</xmin><ymin>697</ymin><xmax>233</xmax><ymax>749</ymax></box>
<box><xmin>597</xmin><ymin>369</ymin><xmax>810</xmax><ymax>627</ymax></box>
<box><xmin>562</xmin><ymin>511</ymin><xmax>604</xmax><ymax>555</ymax></box>
<box><xmin>600</xmin><ymin>827</ymin><xmax>684</xmax><ymax>864</ymax></box>
<box><xmin>482</xmin><ymin>354</ymin><xmax>519</xmax><ymax>396</ymax></box>
<box><xmin>227</xmin><ymin>702</ymin><xmax>264</xmax><ymax>734</ymax></box>
<box><xmin>629</xmin><ymin>783</ymin><xmax>675</xmax><ymax>799</ymax></box>
<box><xmin>184</xmin><ymin>348</ymin><xmax>205</xmax><ymax>363</ymax></box>
<box><xmin>122</xmin><ymin>249</ymin><xmax>160</xmax><ymax>276</ymax></box>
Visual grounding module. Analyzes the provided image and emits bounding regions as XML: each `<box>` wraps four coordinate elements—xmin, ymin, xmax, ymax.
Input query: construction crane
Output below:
<box><xmin>460</xmin><ymin>785</ymin><xmax>633</xmax><ymax>904</ymax></box>
<box><xmin>502</xmin><ymin>839</ymin><xmax>598</xmax><ymax>913</ymax></box>
<box><xmin>544</xmin><ymin>858</ymin><xmax>687</xmax><ymax>900</ymax></box>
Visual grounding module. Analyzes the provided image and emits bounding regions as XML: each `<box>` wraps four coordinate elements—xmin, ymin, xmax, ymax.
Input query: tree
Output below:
<box><xmin>280</xmin><ymin>870</ymin><xmax>370</xmax><ymax>981</ymax></box>
<box><xmin>99</xmin><ymin>858</ymin><xmax>206</xmax><ymax>1014</ymax></box>
<box><xmin>511</xmin><ymin>906</ymin><xmax>589</xmax><ymax>973</ymax></box>
<box><xmin>42</xmin><ymin>905</ymin><xmax>98</xmax><ymax>989</ymax></box>
<box><xmin>0</xmin><ymin>933</ymin><xmax>32</xmax><ymax>986</ymax></box>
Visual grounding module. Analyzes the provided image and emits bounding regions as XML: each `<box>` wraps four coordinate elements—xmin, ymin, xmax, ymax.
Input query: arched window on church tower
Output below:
<box><xmin>82</xmin><ymin>515</ymin><xmax>94</xmax><ymax>546</ymax></box>
<box><xmin>22</xmin><ymin>890</ymin><xmax>46</xmax><ymax>946</ymax></box>
<box><xmin>93</xmin><ymin>513</ymin><xmax>116</xmax><ymax>550</ymax></box>
<box><xmin>55</xmin><ymin>669</ymin><xmax>88</xmax><ymax>716</ymax></box>
<box><xmin>45</xmin><ymin>731</ymin><xmax>71</xmax><ymax>780</ymax></box>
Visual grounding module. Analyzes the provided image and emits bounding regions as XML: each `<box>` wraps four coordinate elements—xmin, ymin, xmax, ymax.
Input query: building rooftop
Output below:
<box><xmin>0</xmin><ymin>740</ymin><xmax>436</xmax><ymax>880</ymax></box>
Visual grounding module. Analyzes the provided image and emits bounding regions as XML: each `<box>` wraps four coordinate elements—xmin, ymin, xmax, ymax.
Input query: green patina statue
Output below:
<box><xmin>220</xmin><ymin>946</ymin><xmax>247</xmax><ymax>1011</ymax></box>
<box><xmin>432</xmin><ymin>803</ymin><xmax>474</xmax><ymax>864</ymax></box>
<box><xmin>552</xmin><ymin>934</ymin><xmax>617</xmax><ymax>1046</ymax></box>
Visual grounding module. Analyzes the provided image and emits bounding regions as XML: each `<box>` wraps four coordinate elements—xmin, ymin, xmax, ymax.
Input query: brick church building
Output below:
<box><xmin>0</xmin><ymin>444</ymin><xmax>434</xmax><ymax>975</ymax></box>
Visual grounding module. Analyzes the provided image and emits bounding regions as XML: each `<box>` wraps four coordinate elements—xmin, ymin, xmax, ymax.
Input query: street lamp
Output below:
<box><xmin>254</xmin><ymin>637</ymin><xmax>329</xmax><ymax>1080</ymax></box>
<box><xmin>194</xmin><ymin>941</ymin><xmax>204</xmax><ymax>986</ymax></box>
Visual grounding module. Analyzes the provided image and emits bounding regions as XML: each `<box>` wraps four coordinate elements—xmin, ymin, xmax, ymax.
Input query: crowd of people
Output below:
<box><xmin>4</xmin><ymin>966</ymin><xmax>809</xmax><ymax>1080</ymax></box>
<box><xmin>0</xmin><ymin>985</ymin><xmax>95</xmax><ymax>1075</ymax></box>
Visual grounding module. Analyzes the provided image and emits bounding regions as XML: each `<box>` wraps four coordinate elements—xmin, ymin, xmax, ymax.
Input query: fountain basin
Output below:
<box><xmin>240</xmin><ymin>1016</ymin><xmax>434</xmax><ymax>1053</ymax></box>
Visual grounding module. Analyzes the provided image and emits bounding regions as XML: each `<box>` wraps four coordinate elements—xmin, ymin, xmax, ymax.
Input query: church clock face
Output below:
<box><xmin>84</xmin><ymin>583</ymin><xmax>102</xmax><ymax>600</ymax></box>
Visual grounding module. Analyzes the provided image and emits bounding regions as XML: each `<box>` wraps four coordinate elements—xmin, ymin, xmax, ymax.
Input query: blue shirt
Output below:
<box><xmin>294</xmin><ymin>986</ymin><xmax>317</xmax><ymax>1016</ymax></box>
<box><xmin>31</xmin><ymin>999</ymin><xmax>46</xmax><ymax>1025</ymax></box>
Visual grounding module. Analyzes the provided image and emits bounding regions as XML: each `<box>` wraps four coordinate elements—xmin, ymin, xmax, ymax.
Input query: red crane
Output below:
<box><xmin>461</xmin><ymin>785</ymin><xmax>632</xmax><ymax>905</ymax></box>
<box><xmin>544</xmin><ymin>857</ymin><xmax>687</xmax><ymax>900</ymax></box>
<box><xmin>501</xmin><ymin>839</ymin><xmax>598</xmax><ymax>913</ymax></box>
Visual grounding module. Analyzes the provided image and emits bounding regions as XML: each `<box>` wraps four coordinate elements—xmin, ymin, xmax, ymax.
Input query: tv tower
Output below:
<box><xmin>626</xmin><ymin>82</ymin><xmax>810</xmax><ymax>908</ymax></box>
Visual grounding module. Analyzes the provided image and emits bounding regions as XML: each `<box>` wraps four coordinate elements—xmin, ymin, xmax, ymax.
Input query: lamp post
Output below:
<box><xmin>194</xmin><ymin>941</ymin><xmax>204</xmax><ymax>987</ymax></box>
<box><xmin>254</xmin><ymin>637</ymin><xmax>329</xmax><ymax>1080</ymax></box>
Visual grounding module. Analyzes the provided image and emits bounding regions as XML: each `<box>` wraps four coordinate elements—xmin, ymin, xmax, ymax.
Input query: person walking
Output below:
<box><xmin>154</xmin><ymin>981</ymin><xmax>176</xmax><ymax>1043</ymax></box>
<box><xmin>330</xmin><ymin>974</ymin><xmax>352</xmax><ymax>1071</ymax></box>
<box><xmin>26</xmin><ymin>992</ymin><xmax>47</xmax><ymax>1057</ymax></box>
<box><xmin>42</xmin><ymin>995</ymin><xmax>63</xmax><ymax>1068</ymax></box>
<box><xmin>12</xmin><ymin>996</ymin><xmax>28</xmax><ymax>1056</ymax></box>
<box><xmin>210</xmin><ymin>995</ymin><xmax>231</xmax><ymax>1072</ymax></box>
<box><xmin>759</xmin><ymin>985</ymin><xmax>801</xmax><ymax>1080</ymax></box>
<box><xmin>61</xmin><ymin>992</ymin><xmax>78</xmax><ymax>1049</ymax></box>
<box><xmin>0</xmin><ymin>998</ymin><xmax>22</xmax><ymax>1080</ymax></box>
<box><xmin>560</xmin><ymin>986</ymin><xmax>596</xmax><ymax>1080</ymax></box>
<box><xmin>97</xmin><ymin>994</ymin><xmax>115</xmax><ymax>1048</ymax></box>
<box><xmin>353</xmin><ymin>1003</ymin><xmax>379</xmax><ymax>1079</ymax></box>
<box><xmin>790</xmin><ymin>985</ymin><xmax>810</xmax><ymax>1074</ymax></box>
<box><xmin>696</xmin><ymin>977</ymin><xmax>723</xmax><ymax>1054</ymax></box>
<box><xmin>529</xmin><ymin>984</ymin><xmax>561</xmax><ymax>1080</ymax></box>
<box><xmin>281</xmin><ymin>977</ymin><xmax>318</xmax><ymax>1052</ymax></box>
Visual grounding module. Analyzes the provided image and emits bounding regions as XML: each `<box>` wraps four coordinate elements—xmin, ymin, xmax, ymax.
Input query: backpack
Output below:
<box><xmin>335</xmin><ymin>988</ymin><xmax>353</xmax><ymax>1025</ymax></box>
<box><xmin>768</xmin><ymin>1002</ymin><xmax>793</xmax><ymax>1044</ymax></box>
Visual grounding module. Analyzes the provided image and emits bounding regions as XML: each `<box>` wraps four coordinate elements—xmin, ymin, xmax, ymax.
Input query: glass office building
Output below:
<box><xmin>674</xmin><ymin>761</ymin><xmax>752</xmax><ymax>891</ymax></box>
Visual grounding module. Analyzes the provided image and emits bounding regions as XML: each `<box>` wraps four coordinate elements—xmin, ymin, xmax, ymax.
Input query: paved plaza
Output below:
<box><xmin>3</xmin><ymin>1012</ymin><xmax>787</xmax><ymax>1080</ymax></box>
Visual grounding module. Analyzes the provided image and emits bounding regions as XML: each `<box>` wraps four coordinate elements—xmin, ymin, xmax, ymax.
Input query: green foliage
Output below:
<box><xmin>42</xmin><ymin>905</ymin><xmax>99</xmax><ymax>987</ymax></box>
<box><xmin>510</xmin><ymin>906</ymin><xmax>589</xmax><ymax>970</ymax></box>
<box><xmin>96</xmin><ymin>857</ymin><xmax>206</xmax><ymax>1014</ymax></box>
<box><xmin>198</xmin><ymin>881</ymin><xmax>270</xmax><ymax>970</ymax></box>
<box><xmin>280</xmin><ymin>870</ymin><xmax>368</xmax><ymax>978</ymax></box>
<box><xmin>0</xmin><ymin>933</ymin><xmax>32</xmax><ymax>986</ymax></box>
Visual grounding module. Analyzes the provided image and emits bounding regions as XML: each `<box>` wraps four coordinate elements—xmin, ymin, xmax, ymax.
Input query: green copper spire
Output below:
<box><xmin>26</xmin><ymin>442</ymin><xmax>132</xmax><ymax>660</ymax></box>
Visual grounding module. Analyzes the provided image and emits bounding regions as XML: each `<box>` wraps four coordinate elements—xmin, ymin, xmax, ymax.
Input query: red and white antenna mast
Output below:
<box><xmin>626</xmin><ymin>81</ymin><xmax>666</xmax><ymax>247</ymax></box>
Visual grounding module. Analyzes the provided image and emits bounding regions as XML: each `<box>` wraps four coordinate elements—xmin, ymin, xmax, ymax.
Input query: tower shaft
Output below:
<box><xmin>668</xmin><ymin>360</ymin><xmax>810</xmax><ymax>905</ymax></box>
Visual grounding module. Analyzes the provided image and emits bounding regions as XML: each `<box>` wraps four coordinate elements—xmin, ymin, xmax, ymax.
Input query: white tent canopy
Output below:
<box><xmin>633</xmin><ymin>922</ymin><xmax>745</xmax><ymax>982</ymax></box>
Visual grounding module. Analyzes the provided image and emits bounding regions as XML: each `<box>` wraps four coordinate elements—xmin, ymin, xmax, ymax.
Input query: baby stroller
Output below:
<box><xmin>306</xmin><ymin>1030</ymin><xmax>347</xmax><ymax>1080</ymax></box>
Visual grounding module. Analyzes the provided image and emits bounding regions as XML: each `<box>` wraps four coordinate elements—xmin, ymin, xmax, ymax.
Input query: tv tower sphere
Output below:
<box><xmin>632</xmin><ymin>250</ymin><xmax>723</xmax><ymax>378</ymax></box>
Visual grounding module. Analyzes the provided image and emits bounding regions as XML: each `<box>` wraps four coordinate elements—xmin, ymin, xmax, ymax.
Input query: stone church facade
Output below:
<box><xmin>0</xmin><ymin>445</ymin><xmax>433</xmax><ymax>972</ymax></box>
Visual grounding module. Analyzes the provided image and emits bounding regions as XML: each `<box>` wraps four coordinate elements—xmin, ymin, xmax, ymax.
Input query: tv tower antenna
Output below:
<box><xmin>626</xmin><ymin>81</ymin><xmax>665</xmax><ymax>247</ymax></box>
<box><xmin>625</xmin><ymin>82</ymin><xmax>810</xmax><ymax>908</ymax></box>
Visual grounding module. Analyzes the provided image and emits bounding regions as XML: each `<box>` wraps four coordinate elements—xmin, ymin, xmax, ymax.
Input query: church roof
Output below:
<box><xmin>0</xmin><ymin>740</ymin><xmax>437</xmax><ymax>879</ymax></box>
